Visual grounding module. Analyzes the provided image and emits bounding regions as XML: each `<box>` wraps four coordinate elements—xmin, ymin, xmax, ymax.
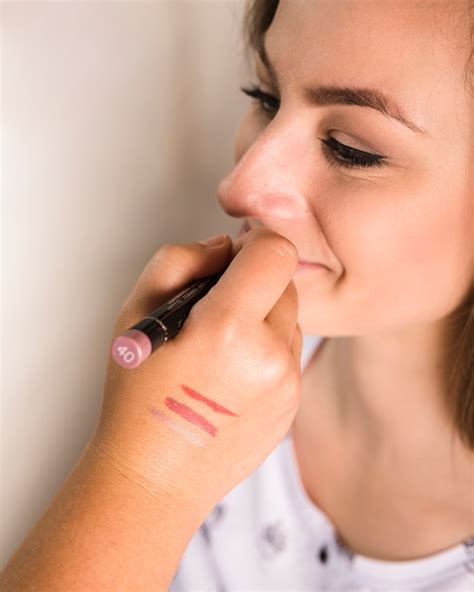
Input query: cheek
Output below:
<box><xmin>328</xmin><ymin>174</ymin><xmax>472</xmax><ymax>325</ymax></box>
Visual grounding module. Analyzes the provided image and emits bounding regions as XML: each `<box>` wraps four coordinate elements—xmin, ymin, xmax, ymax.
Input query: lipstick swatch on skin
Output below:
<box><xmin>151</xmin><ymin>385</ymin><xmax>239</xmax><ymax>440</ymax></box>
<box><xmin>179</xmin><ymin>384</ymin><xmax>239</xmax><ymax>417</ymax></box>
<box><xmin>165</xmin><ymin>397</ymin><xmax>218</xmax><ymax>437</ymax></box>
<box><xmin>148</xmin><ymin>406</ymin><xmax>205</xmax><ymax>447</ymax></box>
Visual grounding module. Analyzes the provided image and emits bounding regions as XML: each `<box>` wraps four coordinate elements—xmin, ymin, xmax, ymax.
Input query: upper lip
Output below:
<box><xmin>241</xmin><ymin>219</ymin><xmax>330</xmax><ymax>269</ymax></box>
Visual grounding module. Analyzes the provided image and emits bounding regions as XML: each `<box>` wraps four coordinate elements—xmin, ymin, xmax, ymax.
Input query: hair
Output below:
<box><xmin>241</xmin><ymin>0</ymin><xmax>474</xmax><ymax>449</ymax></box>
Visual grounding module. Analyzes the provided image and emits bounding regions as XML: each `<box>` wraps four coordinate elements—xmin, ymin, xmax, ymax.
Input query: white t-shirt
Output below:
<box><xmin>169</xmin><ymin>334</ymin><xmax>474</xmax><ymax>591</ymax></box>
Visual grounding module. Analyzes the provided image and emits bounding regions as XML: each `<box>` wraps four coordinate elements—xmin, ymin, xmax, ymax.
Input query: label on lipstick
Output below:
<box><xmin>121</xmin><ymin>271</ymin><xmax>225</xmax><ymax>363</ymax></box>
<box><xmin>150</xmin><ymin>276</ymin><xmax>216</xmax><ymax>318</ymax></box>
<box><xmin>127</xmin><ymin>272</ymin><xmax>224</xmax><ymax>354</ymax></box>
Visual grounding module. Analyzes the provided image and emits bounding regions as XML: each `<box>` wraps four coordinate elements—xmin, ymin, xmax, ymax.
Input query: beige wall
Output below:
<box><xmin>1</xmin><ymin>0</ymin><xmax>249</xmax><ymax>567</ymax></box>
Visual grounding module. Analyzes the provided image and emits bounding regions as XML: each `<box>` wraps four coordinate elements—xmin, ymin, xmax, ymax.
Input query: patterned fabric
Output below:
<box><xmin>169</xmin><ymin>334</ymin><xmax>474</xmax><ymax>591</ymax></box>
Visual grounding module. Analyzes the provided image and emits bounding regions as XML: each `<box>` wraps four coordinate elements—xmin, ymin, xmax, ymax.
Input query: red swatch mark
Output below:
<box><xmin>165</xmin><ymin>397</ymin><xmax>217</xmax><ymax>437</ymax></box>
<box><xmin>180</xmin><ymin>384</ymin><xmax>239</xmax><ymax>417</ymax></box>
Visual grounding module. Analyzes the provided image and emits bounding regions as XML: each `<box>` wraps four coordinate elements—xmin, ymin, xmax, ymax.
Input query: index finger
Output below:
<box><xmin>204</xmin><ymin>227</ymin><xmax>299</xmax><ymax>323</ymax></box>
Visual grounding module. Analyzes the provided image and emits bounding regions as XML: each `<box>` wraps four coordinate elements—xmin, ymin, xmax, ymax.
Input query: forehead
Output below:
<box><xmin>264</xmin><ymin>0</ymin><xmax>469</xmax><ymax>140</ymax></box>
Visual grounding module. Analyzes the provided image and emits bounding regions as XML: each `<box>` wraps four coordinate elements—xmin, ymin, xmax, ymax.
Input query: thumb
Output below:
<box><xmin>291</xmin><ymin>323</ymin><xmax>304</xmax><ymax>364</ymax></box>
<box><xmin>197</xmin><ymin>233</ymin><xmax>229</xmax><ymax>247</ymax></box>
<box><xmin>115</xmin><ymin>234</ymin><xmax>232</xmax><ymax>334</ymax></box>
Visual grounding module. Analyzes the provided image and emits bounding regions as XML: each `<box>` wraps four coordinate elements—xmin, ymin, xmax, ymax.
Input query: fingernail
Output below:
<box><xmin>198</xmin><ymin>233</ymin><xmax>227</xmax><ymax>246</ymax></box>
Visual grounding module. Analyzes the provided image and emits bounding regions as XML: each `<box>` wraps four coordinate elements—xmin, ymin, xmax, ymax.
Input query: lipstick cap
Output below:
<box><xmin>111</xmin><ymin>329</ymin><xmax>152</xmax><ymax>369</ymax></box>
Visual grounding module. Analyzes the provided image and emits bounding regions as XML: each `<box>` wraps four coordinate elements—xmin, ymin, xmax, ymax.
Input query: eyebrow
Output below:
<box><xmin>256</xmin><ymin>36</ymin><xmax>428</xmax><ymax>135</ymax></box>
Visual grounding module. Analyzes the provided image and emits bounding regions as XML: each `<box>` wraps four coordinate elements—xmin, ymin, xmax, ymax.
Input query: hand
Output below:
<box><xmin>91</xmin><ymin>227</ymin><xmax>303</xmax><ymax>518</ymax></box>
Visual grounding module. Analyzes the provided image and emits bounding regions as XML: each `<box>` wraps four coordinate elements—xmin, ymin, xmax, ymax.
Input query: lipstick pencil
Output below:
<box><xmin>111</xmin><ymin>270</ymin><xmax>224</xmax><ymax>369</ymax></box>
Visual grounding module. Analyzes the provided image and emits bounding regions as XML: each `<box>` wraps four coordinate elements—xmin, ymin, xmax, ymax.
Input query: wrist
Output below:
<box><xmin>84</xmin><ymin>435</ymin><xmax>209</xmax><ymax>528</ymax></box>
<box><xmin>0</xmin><ymin>436</ymin><xmax>210</xmax><ymax>591</ymax></box>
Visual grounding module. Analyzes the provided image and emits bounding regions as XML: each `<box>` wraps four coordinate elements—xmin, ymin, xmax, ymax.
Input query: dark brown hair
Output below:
<box><xmin>242</xmin><ymin>0</ymin><xmax>474</xmax><ymax>449</ymax></box>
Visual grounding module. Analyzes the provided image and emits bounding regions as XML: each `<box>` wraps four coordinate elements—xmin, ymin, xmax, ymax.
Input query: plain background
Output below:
<box><xmin>1</xmin><ymin>0</ymin><xmax>249</xmax><ymax>567</ymax></box>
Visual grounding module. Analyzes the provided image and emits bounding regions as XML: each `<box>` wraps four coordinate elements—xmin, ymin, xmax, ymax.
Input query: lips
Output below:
<box><xmin>297</xmin><ymin>260</ymin><xmax>326</xmax><ymax>269</ymax></box>
<box><xmin>237</xmin><ymin>219</ymin><xmax>330</xmax><ymax>269</ymax></box>
<box><xmin>295</xmin><ymin>261</ymin><xmax>328</xmax><ymax>275</ymax></box>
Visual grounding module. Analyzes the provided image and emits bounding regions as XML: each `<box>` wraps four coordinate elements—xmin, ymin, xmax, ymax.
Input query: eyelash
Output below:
<box><xmin>240</xmin><ymin>84</ymin><xmax>386</xmax><ymax>170</ymax></box>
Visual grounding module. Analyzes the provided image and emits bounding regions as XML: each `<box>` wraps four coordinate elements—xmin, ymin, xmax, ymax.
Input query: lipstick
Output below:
<box><xmin>111</xmin><ymin>270</ymin><xmax>225</xmax><ymax>369</ymax></box>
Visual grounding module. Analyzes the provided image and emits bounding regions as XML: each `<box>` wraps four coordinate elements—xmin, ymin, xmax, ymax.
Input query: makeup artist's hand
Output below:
<box><xmin>91</xmin><ymin>227</ymin><xmax>302</xmax><ymax>519</ymax></box>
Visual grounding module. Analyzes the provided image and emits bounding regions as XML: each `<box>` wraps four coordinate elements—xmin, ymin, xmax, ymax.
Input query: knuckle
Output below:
<box><xmin>186</xmin><ymin>294</ymin><xmax>241</xmax><ymax>342</ymax></box>
<box><xmin>155</xmin><ymin>242</ymin><xmax>173</xmax><ymax>257</ymax></box>
<box><xmin>151</xmin><ymin>242</ymin><xmax>195</xmax><ymax>277</ymax></box>
<box><xmin>202</xmin><ymin>288</ymin><xmax>251</xmax><ymax>325</ymax></box>
<box><xmin>259</xmin><ymin>343</ymin><xmax>290</xmax><ymax>383</ymax></box>
<box><xmin>155</xmin><ymin>242</ymin><xmax>188</xmax><ymax>260</ymax></box>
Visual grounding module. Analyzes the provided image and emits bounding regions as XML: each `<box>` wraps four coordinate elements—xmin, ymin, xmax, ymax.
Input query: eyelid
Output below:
<box><xmin>241</xmin><ymin>83</ymin><xmax>389</xmax><ymax>171</ymax></box>
<box><xmin>240</xmin><ymin>84</ymin><xmax>280</xmax><ymax>111</ymax></box>
<box><xmin>320</xmin><ymin>137</ymin><xmax>386</xmax><ymax>170</ymax></box>
<box><xmin>242</xmin><ymin>84</ymin><xmax>381</xmax><ymax>150</ymax></box>
<box><xmin>249</xmin><ymin>79</ymin><xmax>391</xmax><ymax>152</ymax></box>
<box><xmin>255</xmin><ymin>57</ymin><xmax>275</xmax><ymax>83</ymax></box>
<box><xmin>258</xmin><ymin>78</ymin><xmax>278</xmax><ymax>97</ymax></box>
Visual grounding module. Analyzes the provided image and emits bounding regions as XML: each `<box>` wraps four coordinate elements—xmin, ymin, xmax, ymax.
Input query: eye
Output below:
<box><xmin>240</xmin><ymin>84</ymin><xmax>387</xmax><ymax>170</ymax></box>
<box><xmin>240</xmin><ymin>84</ymin><xmax>280</xmax><ymax>116</ymax></box>
<box><xmin>319</xmin><ymin>137</ymin><xmax>386</xmax><ymax>170</ymax></box>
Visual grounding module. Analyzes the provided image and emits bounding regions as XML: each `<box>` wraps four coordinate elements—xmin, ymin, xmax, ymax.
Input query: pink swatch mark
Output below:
<box><xmin>165</xmin><ymin>397</ymin><xmax>218</xmax><ymax>437</ymax></box>
<box><xmin>148</xmin><ymin>406</ymin><xmax>204</xmax><ymax>447</ymax></box>
<box><xmin>180</xmin><ymin>384</ymin><xmax>239</xmax><ymax>417</ymax></box>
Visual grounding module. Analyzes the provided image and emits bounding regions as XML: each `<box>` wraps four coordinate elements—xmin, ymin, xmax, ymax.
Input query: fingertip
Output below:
<box><xmin>198</xmin><ymin>233</ymin><xmax>228</xmax><ymax>247</ymax></box>
<box><xmin>279</xmin><ymin>236</ymin><xmax>299</xmax><ymax>265</ymax></box>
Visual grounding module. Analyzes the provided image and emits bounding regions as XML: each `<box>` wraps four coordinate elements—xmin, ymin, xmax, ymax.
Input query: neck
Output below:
<box><xmin>321</xmin><ymin>319</ymin><xmax>468</xmax><ymax>459</ymax></box>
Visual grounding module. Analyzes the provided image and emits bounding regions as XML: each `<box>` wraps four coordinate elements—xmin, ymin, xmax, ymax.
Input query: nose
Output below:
<box><xmin>216</xmin><ymin>117</ymin><xmax>315</xmax><ymax>222</ymax></box>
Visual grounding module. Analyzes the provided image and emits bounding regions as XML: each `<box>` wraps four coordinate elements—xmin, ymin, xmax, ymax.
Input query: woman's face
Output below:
<box><xmin>217</xmin><ymin>0</ymin><xmax>472</xmax><ymax>336</ymax></box>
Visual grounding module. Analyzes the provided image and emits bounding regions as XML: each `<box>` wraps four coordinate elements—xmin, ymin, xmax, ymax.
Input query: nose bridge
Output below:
<box><xmin>219</xmin><ymin>117</ymin><xmax>314</xmax><ymax>218</ymax></box>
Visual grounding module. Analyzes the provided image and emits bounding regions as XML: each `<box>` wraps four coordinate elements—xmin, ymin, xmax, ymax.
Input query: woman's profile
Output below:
<box><xmin>1</xmin><ymin>1</ymin><xmax>473</xmax><ymax>590</ymax></box>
